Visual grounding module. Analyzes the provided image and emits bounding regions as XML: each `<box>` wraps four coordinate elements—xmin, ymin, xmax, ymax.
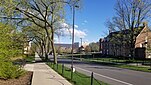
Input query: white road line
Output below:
<box><xmin>75</xmin><ymin>66</ymin><xmax>133</xmax><ymax>85</ymax></box>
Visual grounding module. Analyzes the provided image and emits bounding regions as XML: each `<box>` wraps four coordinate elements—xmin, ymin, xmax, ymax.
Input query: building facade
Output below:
<box><xmin>100</xmin><ymin>23</ymin><xmax>151</xmax><ymax>59</ymax></box>
<box><xmin>54</xmin><ymin>42</ymin><xmax>79</xmax><ymax>53</ymax></box>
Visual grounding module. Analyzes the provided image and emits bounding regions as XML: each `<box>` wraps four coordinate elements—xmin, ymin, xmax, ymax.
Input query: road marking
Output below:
<box><xmin>75</xmin><ymin>66</ymin><xmax>133</xmax><ymax>85</ymax></box>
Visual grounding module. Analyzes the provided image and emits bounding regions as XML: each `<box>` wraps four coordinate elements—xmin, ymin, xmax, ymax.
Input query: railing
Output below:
<box><xmin>48</xmin><ymin>62</ymin><xmax>107</xmax><ymax>85</ymax></box>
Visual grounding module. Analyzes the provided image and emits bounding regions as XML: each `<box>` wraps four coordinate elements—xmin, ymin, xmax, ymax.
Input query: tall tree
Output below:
<box><xmin>0</xmin><ymin>0</ymin><xmax>80</xmax><ymax>64</ymax></box>
<box><xmin>22</xmin><ymin>24</ymin><xmax>47</xmax><ymax>58</ymax></box>
<box><xmin>106</xmin><ymin>0</ymin><xmax>151</xmax><ymax>58</ymax></box>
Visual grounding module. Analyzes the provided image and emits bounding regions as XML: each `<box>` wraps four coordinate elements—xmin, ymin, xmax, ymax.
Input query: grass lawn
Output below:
<box><xmin>47</xmin><ymin>62</ymin><xmax>109</xmax><ymax>85</ymax></box>
<box><xmin>83</xmin><ymin>58</ymin><xmax>151</xmax><ymax>73</ymax></box>
<box><xmin>60</xmin><ymin>56</ymin><xmax>151</xmax><ymax>73</ymax></box>
<box><xmin>114</xmin><ymin>64</ymin><xmax>151</xmax><ymax>72</ymax></box>
<box><xmin>24</xmin><ymin>56</ymin><xmax>35</xmax><ymax>63</ymax></box>
<box><xmin>12</xmin><ymin>55</ymin><xmax>35</xmax><ymax>67</ymax></box>
<box><xmin>83</xmin><ymin>57</ymin><xmax>151</xmax><ymax>63</ymax></box>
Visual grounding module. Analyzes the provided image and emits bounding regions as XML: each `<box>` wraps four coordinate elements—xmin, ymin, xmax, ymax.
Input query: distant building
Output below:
<box><xmin>100</xmin><ymin>22</ymin><xmax>151</xmax><ymax>59</ymax></box>
<box><xmin>24</xmin><ymin>41</ymin><xmax>32</xmax><ymax>54</ymax></box>
<box><xmin>54</xmin><ymin>42</ymin><xmax>79</xmax><ymax>53</ymax></box>
<box><xmin>55</xmin><ymin>42</ymin><xmax>79</xmax><ymax>49</ymax></box>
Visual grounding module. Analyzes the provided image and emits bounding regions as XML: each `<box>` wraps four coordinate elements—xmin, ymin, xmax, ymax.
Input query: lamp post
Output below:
<box><xmin>80</xmin><ymin>38</ymin><xmax>82</xmax><ymax>46</ymax></box>
<box><xmin>71</xmin><ymin>1</ymin><xmax>79</xmax><ymax>81</ymax></box>
<box><xmin>71</xmin><ymin>4</ymin><xmax>75</xmax><ymax>81</ymax></box>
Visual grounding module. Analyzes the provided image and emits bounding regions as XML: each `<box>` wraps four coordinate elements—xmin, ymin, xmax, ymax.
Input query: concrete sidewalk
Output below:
<box><xmin>24</xmin><ymin>54</ymin><xmax>72</xmax><ymax>85</ymax></box>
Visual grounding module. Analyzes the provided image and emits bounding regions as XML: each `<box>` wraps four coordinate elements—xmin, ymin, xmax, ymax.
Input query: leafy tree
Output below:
<box><xmin>23</xmin><ymin>24</ymin><xmax>48</xmax><ymax>58</ymax></box>
<box><xmin>89</xmin><ymin>42</ymin><xmax>99</xmax><ymax>52</ymax></box>
<box><xmin>85</xmin><ymin>45</ymin><xmax>91</xmax><ymax>53</ymax></box>
<box><xmin>0</xmin><ymin>0</ymin><xmax>80</xmax><ymax>64</ymax></box>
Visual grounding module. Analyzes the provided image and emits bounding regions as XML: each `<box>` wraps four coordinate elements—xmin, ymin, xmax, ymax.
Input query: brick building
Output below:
<box><xmin>100</xmin><ymin>23</ymin><xmax>151</xmax><ymax>59</ymax></box>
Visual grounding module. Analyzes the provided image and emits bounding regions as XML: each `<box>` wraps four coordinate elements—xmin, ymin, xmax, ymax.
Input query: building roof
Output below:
<box><xmin>108</xmin><ymin>26</ymin><xmax>144</xmax><ymax>37</ymax></box>
<box><xmin>103</xmin><ymin>26</ymin><xmax>144</xmax><ymax>43</ymax></box>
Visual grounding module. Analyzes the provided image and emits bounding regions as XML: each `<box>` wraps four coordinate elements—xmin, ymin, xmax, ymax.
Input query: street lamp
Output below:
<box><xmin>71</xmin><ymin>1</ymin><xmax>79</xmax><ymax>81</ymax></box>
<box><xmin>80</xmin><ymin>38</ymin><xmax>82</xmax><ymax>46</ymax></box>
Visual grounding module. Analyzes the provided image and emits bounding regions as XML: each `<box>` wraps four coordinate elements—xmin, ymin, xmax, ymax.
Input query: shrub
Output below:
<box><xmin>0</xmin><ymin>61</ymin><xmax>25</xmax><ymax>79</ymax></box>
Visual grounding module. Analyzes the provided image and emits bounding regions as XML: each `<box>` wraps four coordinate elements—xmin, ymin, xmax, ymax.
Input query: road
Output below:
<box><xmin>54</xmin><ymin>57</ymin><xmax>151</xmax><ymax>85</ymax></box>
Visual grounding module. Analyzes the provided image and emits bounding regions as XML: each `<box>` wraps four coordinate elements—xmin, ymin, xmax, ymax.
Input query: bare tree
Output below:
<box><xmin>106</xmin><ymin>0</ymin><xmax>151</xmax><ymax>58</ymax></box>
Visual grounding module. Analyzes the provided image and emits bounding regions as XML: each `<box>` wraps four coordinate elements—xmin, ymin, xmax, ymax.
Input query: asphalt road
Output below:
<box><xmin>55</xmin><ymin>58</ymin><xmax>151</xmax><ymax>85</ymax></box>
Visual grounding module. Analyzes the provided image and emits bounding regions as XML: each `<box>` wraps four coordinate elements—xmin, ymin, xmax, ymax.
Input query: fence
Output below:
<box><xmin>48</xmin><ymin>62</ymin><xmax>106</xmax><ymax>85</ymax></box>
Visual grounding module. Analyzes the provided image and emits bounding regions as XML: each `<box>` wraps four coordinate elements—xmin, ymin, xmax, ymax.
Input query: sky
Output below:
<box><xmin>54</xmin><ymin>0</ymin><xmax>116</xmax><ymax>45</ymax></box>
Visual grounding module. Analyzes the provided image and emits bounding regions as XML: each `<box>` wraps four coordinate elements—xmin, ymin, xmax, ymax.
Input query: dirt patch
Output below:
<box><xmin>0</xmin><ymin>71</ymin><xmax>33</xmax><ymax>85</ymax></box>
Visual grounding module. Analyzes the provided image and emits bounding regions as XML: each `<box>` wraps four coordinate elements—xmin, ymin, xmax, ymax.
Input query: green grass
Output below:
<box><xmin>83</xmin><ymin>58</ymin><xmax>139</xmax><ymax>63</ymax></box>
<box><xmin>83</xmin><ymin>58</ymin><xmax>151</xmax><ymax>73</ymax></box>
<box><xmin>114</xmin><ymin>64</ymin><xmax>151</xmax><ymax>72</ymax></box>
<box><xmin>47</xmin><ymin>63</ymin><xmax>109</xmax><ymax>85</ymax></box>
<box><xmin>24</xmin><ymin>56</ymin><xmax>35</xmax><ymax>63</ymax></box>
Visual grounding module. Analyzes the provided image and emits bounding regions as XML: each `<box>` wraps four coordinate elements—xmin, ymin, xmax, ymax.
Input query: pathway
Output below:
<box><xmin>24</xmin><ymin>53</ymin><xmax>72</xmax><ymax>85</ymax></box>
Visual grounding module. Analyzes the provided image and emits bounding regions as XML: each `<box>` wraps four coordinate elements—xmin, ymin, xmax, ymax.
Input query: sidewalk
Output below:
<box><xmin>24</xmin><ymin>54</ymin><xmax>72</xmax><ymax>85</ymax></box>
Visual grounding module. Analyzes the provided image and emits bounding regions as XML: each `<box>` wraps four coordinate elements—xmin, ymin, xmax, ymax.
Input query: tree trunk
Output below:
<box><xmin>45</xmin><ymin>53</ymin><xmax>48</xmax><ymax>60</ymax></box>
<box><xmin>45</xmin><ymin>37</ymin><xmax>49</xmax><ymax>60</ymax></box>
<box><xmin>130</xmin><ymin>36</ymin><xmax>136</xmax><ymax>60</ymax></box>
<box><xmin>43</xmin><ymin>22</ymin><xmax>51</xmax><ymax>61</ymax></box>
<box><xmin>40</xmin><ymin>43</ymin><xmax>44</xmax><ymax>57</ymax></box>
<box><xmin>51</xmin><ymin>30</ymin><xmax>57</xmax><ymax>64</ymax></box>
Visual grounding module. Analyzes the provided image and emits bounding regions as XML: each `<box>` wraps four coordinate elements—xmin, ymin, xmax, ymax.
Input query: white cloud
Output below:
<box><xmin>83</xmin><ymin>29</ymin><xmax>88</xmax><ymax>33</ymax></box>
<box><xmin>82</xmin><ymin>20</ymin><xmax>88</xmax><ymax>25</ymax></box>
<box><xmin>54</xmin><ymin>37</ymin><xmax>58</xmax><ymax>42</ymax></box>
<box><xmin>61</xmin><ymin>23</ymin><xmax>69</xmax><ymax>28</ymax></box>
<box><xmin>55</xmin><ymin>22</ymin><xmax>69</xmax><ymax>29</ymax></box>
<box><xmin>84</xmin><ymin>20</ymin><xmax>88</xmax><ymax>23</ymax></box>
<box><xmin>70</xmin><ymin>28</ymin><xmax>87</xmax><ymax>38</ymax></box>
<box><xmin>74</xmin><ymin>25</ymin><xmax>78</xmax><ymax>28</ymax></box>
<box><xmin>55</xmin><ymin>22</ymin><xmax>87</xmax><ymax>38</ymax></box>
<box><xmin>82</xmin><ymin>23</ymin><xmax>85</xmax><ymax>25</ymax></box>
<box><xmin>82</xmin><ymin>41</ymin><xmax>89</xmax><ymax>47</ymax></box>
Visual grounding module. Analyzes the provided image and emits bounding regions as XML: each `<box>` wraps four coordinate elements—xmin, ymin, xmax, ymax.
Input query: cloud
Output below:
<box><xmin>84</xmin><ymin>20</ymin><xmax>88</xmax><ymax>23</ymax></box>
<box><xmin>82</xmin><ymin>20</ymin><xmax>88</xmax><ymax>25</ymax></box>
<box><xmin>55</xmin><ymin>22</ymin><xmax>87</xmax><ymax>38</ymax></box>
<box><xmin>70</xmin><ymin>28</ymin><xmax>87</xmax><ymax>38</ymax></box>
<box><xmin>82</xmin><ymin>42</ymin><xmax>89</xmax><ymax>47</ymax></box>
<box><xmin>82</xmin><ymin>29</ymin><xmax>88</xmax><ymax>33</ymax></box>
<box><xmin>54</xmin><ymin>37</ymin><xmax>58</xmax><ymax>42</ymax></box>
<box><xmin>82</xmin><ymin>23</ymin><xmax>85</xmax><ymax>25</ymax></box>
<box><xmin>74</xmin><ymin>25</ymin><xmax>78</xmax><ymax>28</ymax></box>
<box><xmin>55</xmin><ymin>22</ymin><xmax>69</xmax><ymax>29</ymax></box>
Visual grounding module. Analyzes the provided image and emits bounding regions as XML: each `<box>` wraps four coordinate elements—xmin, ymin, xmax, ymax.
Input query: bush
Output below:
<box><xmin>0</xmin><ymin>61</ymin><xmax>25</xmax><ymax>79</ymax></box>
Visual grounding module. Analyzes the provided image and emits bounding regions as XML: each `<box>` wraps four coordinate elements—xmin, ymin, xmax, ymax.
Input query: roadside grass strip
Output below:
<box><xmin>47</xmin><ymin>62</ymin><xmax>109</xmax><ymax>85</ymax></box>
<box><xmin>83</xmin><ymin>58</ymin><xmax>151</xmax><ymax>73</ymax></box>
